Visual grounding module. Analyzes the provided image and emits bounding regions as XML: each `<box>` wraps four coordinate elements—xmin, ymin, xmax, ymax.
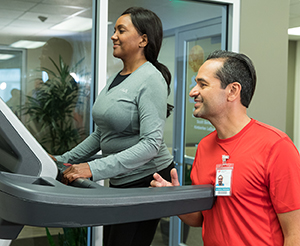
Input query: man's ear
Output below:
<box><xmin>139</xmin><ymin>34</ymin><xmax>148</xmax><ymax>48</ymax></box>
<box><xmin>227</xmin><ymin>82</ymin><xmax>241</xmax><ymax>102</ymax></box>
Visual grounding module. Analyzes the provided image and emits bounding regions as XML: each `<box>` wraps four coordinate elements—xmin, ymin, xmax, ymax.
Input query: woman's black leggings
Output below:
<box><xmin>103</xmin><ymin>162</ymin><xmax>174</xmax><ymax>246</ymax></box>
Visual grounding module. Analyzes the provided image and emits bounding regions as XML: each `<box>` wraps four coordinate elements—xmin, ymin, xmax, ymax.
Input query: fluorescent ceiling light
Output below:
<box><xmin>70</xmin><ymin>72</ymin><xmax>79</xmax><ymax>82</ymax></box>
<box><xmin>288</xmin><ymin>27</ymin><xmax>300</xmax><ymax>36</ymax></box>
<box><xmin>0</xmin><ymin>54</ymin><xmax>15</xmax><ymax>60</ymax></box>
<box><xmin>0</xmin><ymin>82</ymin><xmax>7</xmax><ymax>90</ymax></box>
<box><xmin>10</xmin><ymin>40</ymin><xmax>46</xmax><ymax>49</ymax></box>
<box><xmin>51</xmin><ymin>16</ymin><xmax>92</xmax><ymax>32</ymax></box>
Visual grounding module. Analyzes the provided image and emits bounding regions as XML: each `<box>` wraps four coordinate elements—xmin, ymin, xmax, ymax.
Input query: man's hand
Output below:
<box><xmin>63</xmin><ymin>163</ymin><xmax>92</xmax><ymax>184</ymax></box>
<box><xmin>151</xmin><ymin>168</ymin><xmax>180</xmax><ymax>187</ymax></box>
<box><xmin>151</xmin><ymin>168</ymin><xmax>203</xmax><ymax>226</ymax></box>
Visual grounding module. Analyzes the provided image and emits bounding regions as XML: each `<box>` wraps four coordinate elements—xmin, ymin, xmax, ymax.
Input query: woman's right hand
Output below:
<box><xmin>63</xmin><ymin>163</ymin><xmax>92</xmax><ymax>184</ymax></box>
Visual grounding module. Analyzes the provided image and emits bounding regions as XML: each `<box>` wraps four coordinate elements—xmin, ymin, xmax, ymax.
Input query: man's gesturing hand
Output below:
<box><xmin>150</xmin><ymin>168</ymin><xmax>180</xmax><ymax>187</ymax></box>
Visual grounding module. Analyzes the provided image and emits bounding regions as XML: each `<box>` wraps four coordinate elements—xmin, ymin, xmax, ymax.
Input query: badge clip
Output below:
<box><xmin>222</xmin><ymin>155</ymin><xmax>230</xmax><ymax>165</ymax></box>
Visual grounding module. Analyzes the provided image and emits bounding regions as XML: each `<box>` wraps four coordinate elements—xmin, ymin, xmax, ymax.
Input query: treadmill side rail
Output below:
<box><xmin>0</xmin><ymin>172</ymin><xmax>214</xmax><ymax>228</ymax></box>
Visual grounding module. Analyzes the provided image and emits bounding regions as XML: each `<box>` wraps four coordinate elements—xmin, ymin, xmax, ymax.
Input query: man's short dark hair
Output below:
<box><xmin>206</xmin><ymin>50</ymin><xmax>257</xmax><ymax>108</ymax></box>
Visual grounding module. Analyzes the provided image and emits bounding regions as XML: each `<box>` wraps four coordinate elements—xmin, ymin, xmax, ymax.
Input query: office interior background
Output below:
<box><xmin>0</xmin><ymin>0</ymin><xmax>297</xmax><ymax>245</ymax></box>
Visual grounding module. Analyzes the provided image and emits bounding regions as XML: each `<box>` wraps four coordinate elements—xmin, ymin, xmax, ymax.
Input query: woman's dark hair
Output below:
<box><xmin>206</xmin><ymin>50</ymin><xmax>257</xmax><ymax>108</ymax></box>
<box><xmin>122</xmin><ymin>7</ymin><xmax>173</xmax><ymax>117</ymax></box>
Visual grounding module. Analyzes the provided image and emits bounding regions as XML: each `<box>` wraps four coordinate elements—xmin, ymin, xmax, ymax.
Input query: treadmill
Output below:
<box><xmin>0</xmin><ymin>98</ymin><xmax>215</xmax><ymax>241</ymax></box>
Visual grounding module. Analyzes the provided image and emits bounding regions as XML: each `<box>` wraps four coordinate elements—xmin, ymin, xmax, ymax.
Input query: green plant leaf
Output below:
<box><xmin>49</xmin><ymin>56</ymin><xmax>62</xmax><ymax>75</ymax></box>
<box><xmin>45</xmin><ymin>227</ymin><xmax>56</xmax><ymax>246</ymax></box>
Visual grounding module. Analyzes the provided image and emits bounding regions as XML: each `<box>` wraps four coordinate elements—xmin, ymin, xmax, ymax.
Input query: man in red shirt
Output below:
<box><xmin>151</xmin><ymin>50</ymin><xmax>300</xmax><ymax>245</ymax></box>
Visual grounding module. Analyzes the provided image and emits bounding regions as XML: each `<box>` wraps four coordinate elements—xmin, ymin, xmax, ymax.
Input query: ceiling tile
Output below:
<box><xmin>0</xmin><ymin>9</ymin><xmax>23</xmax><ymax>19</ymax></box>
<box><xmin>41</xmin><ymin>0</ymin><xmax>92</xmax><ymax>8</ymax></box>
<box><xmin>29</xmin><ymin>3</ymin><xmax>84</xmax><ymax>16</ymax></box>
<box><xmin>0</xmin><ymin>0</ymin><xmax>36</xmax><ymax>11</ymax></box>
<box><xmin>0</xmin><ymin>25</ymin><xmax>40</xmax><ymax>36</ymax></box>
<box><xmin>0</xmin><ymin>19</ymin><xmax>13</xmax><ymax>28</ymax></box>
<box><xmin>9</xmin><ymin>19</ymin><xmax>54</xmax><ymax>29</ymax></box>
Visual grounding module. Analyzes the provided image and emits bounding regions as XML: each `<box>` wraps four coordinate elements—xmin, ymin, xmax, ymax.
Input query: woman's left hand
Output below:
<box><xmin>62</xmin><ymin>163</ymin><xmax>92</xmax><ymax>184</ymax></box>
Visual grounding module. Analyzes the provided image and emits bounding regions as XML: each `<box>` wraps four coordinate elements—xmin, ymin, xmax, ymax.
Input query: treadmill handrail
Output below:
<box><xmin>0</xmin><ymin>171</ymin><xmax>213</xmax><ymax>205</ymax></box>
<box><xmin>0</xmin><ymin>171</ymin><xmax>215</xmax><ymax>228</ymax></box>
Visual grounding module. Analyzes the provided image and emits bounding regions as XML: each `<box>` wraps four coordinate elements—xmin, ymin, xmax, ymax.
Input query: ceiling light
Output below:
<box><xmin>288</xmin><ymin>27</ymin><xmax>300</xmax><ymax>36</ymax></box>
<box><xmin>0</xmin><ymin>54</ymin><xmax>15</xmax><ymax>60</ymax></box>
<box><xmin>70</xmin><ymin>72</ymin><xmax>79</xmax><ymax>82</ymax></box>
<box><xmin>51</xmin><ymin>16</ymin><xmax>92</xmax><ymax>32</ymax></box>
<box><xmin>0</xmin><ymin>82</ymin><xmax>7</xmax><ymax>90</ymax></box>
<box><xmin>10</xmin><ymin>40</ymin><xmax>46</xmax><ymax>49</ymax></box>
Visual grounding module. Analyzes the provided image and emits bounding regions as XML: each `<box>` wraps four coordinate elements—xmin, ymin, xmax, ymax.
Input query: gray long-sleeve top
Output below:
<box><xmin>56</xmin><ymin>62</ymin><xmax>173</xmax><ymax>185</ymax></box>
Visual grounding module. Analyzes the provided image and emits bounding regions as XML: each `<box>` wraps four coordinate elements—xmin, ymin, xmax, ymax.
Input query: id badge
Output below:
<box><xmin>215</xmin><ymin>162</ymin><xmax>234</xmax><ymax>196</ymax></box>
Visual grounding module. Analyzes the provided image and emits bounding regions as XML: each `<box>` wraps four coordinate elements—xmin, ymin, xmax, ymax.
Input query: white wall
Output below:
<box><xmin>239</xmin><ymin>0</ymin><xmax>289</xmax><ymax>132</ymax></box>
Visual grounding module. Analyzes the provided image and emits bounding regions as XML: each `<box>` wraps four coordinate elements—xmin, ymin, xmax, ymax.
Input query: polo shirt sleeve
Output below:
<box><xmin>267</xmin><ymin>137</ymin><xmax>300</xmax><ymax>213</ymax></box>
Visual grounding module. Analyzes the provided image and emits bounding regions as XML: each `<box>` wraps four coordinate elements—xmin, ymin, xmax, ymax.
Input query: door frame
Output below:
<box><xmin>208</xmin><ymin>0</ymin><xmax>240</xmax><ymax>52</ymax></box>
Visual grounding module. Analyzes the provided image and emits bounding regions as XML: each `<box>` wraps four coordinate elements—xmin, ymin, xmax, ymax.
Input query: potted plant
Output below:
<box><xmin>22</xmin><ymin>55</ymin><xmax>87</xmax><ymax>245</ymax></box>
<box><xmin>22</xmin><ymin>55</ymin><xmax>83</xmax><ymax>155</ymax></box>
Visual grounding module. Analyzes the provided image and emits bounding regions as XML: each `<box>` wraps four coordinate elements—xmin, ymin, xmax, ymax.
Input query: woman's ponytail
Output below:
<box><xmin>153</xmin><ymin>61</ymin><xmax>173</xmax><ymax>117</ymax></box>
<box><xmin>122</xmin><ymin>7</ymin><xmax>174</xmax><ymax>118</ymax></box>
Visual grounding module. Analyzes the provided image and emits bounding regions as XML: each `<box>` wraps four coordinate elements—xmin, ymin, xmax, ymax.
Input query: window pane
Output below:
<box><xmin>0</xmin><ymin>0</ymin><xmax>94</xmax><ymax>245</ymax></box>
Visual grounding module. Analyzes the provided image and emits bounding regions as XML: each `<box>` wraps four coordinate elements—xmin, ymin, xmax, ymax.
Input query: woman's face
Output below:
<box><xmin>111</xmin><ymin>14</ymin><xmax>144</xmax><ymax>60</ymax></box>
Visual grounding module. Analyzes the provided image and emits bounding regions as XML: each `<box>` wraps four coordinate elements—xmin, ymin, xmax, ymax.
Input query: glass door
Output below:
<box><xmin>105</xmin><ymin>1</ymin><xmax>226</xmax><ymax>244</ymax></box>
<box><xmin>171</xmin><ymin>12</ymin><xmax>226</xmax><ymax>246</ymax></box>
